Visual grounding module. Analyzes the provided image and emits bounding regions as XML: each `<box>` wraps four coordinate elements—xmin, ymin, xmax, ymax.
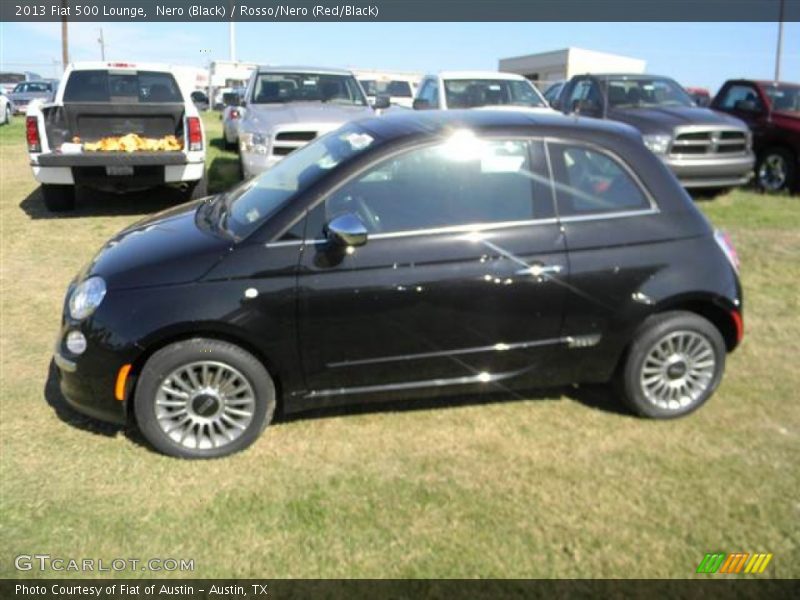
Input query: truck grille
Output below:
<box><xmin>271</xmin><ymin>130</ymin><xmax>318</xmax><ymax>158</ymax></box>
<box><xmin>670</xmin><ymin>129</ymin><xmax>748</xmax><ymax>157</ymax></box>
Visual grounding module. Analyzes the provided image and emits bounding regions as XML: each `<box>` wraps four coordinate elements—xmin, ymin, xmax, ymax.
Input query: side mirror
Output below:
<box><xmin>324</xmin><ymin>213</ymin><xmax>368</xmax><ymax>247</ymax></box>
<box><xmin>412</xmin><ymin>98</ymin><xmax>431</xmax><ymax>110</ymax></box>
<box><xmin>373</xmin><ymin>94</ymin><xmax>391</xmax><ymax>110</ymax></box>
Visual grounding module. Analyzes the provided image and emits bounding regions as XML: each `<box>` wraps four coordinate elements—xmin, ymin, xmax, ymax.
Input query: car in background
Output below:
<box><xmin>554</xmin><ymin>74</ymin><xmax>754</xmax><ymax>190</ymax></box>
<box><xmin>190</xmin><ymin>90</ymin><xmax>209</xmax><ymax>112</ymax></box>
<box><xmin>413</xmin><ymin>71</ymin><xmax>553</xmax><ymax>112</ymax></box>
<box><xmin>27</xmin><ymin>61</ymin><xmax>206</xmax><ymax>211</ymax></box>
<box><xmin>542</xmin><ymin>80</ymin><xmax>566</xmax><ymax>107</ymax></box>
<box><xmin>8</xmin><ymin>79</ymin><xmax>57</xmax><ymax>114</ymax></box>
<box><xmin>356</xmin><ymin>72</ymin><xmax>419</xmax><ymax>109</ymax></box>
<box><xmin>52</xmin><ymin>110</ymin><xmax>744</xmax><ymax>458</ymax></box>
<box><xmin>0</xmin><ymin>93</ymin><xmax>12</xmax><ymax>125</ymax></box>
<box><xmin>685</xmin><ymin>87</ymin><xmax>711</xmax><ymax>107</ymax></box>
<box><xmin>221</xmin><ymin>87</ymin><xmax>246</xmax><ymax>150</ymax></box>
<box><xmin>237</xmin><ymin>66</ymin><xmax>375</xmax><ymax>178</ymax></box>
<box><xmin>711</xmin><ymin>79</ymin><xmax>800</xmax><ymax>193</ymax></box>
<box><xmin>0</xmin><ymin>71</ymin><xmax>41</xmax><ymax>95</ymax></box>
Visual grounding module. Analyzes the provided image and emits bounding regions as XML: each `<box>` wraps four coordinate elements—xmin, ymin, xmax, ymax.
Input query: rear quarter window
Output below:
<box><xmin>548</xmin><ymin>143</ymin><xmax>652</xmax><ymax>217</ymax></box>
<box><xmin>63</xmin><ymin>70</ymin><xmax>183</xmax><ymax>103</ymax></box>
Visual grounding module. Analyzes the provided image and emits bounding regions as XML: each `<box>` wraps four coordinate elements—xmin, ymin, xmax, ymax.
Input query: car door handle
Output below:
<box><xmin>517</xmin><ymin>263</ymin><xmax>563</xmax><ymax>276</ymax></box>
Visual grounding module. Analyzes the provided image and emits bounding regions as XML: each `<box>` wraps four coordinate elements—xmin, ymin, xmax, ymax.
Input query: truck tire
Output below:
<box><xmin>757</xmin><ymin>147</ymin><xmax>796</xmax><ymax>193</ymax></box>
<box><xmin>42</xmin><ymin>184</ymin><xmax>76</xmax><ymax>212</ymax></box>
<box><xmin>185</xmin><ymin>173</ymin><xmax>208</xmax><ymax>201</ymax></box>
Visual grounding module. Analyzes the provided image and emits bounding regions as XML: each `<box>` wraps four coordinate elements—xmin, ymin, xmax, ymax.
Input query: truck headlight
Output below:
<box><xmin>642</xmin><ymin>134</ymin><xmax>672</xmax><ymax>156</ymax></box>
<box><xmin>240</xmin><ymin>132</ymin><xmax>270</xmax><ymax>155</ymax></box>
<box><xmin>69</xmin><ymin>276</ymin><xmax>106</xmax><ymax>320</ymax></box>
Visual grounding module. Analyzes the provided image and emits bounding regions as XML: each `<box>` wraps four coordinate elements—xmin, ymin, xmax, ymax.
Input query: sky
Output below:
<box><xmin>0</xmin><ymin>21</ymin><xmax>798</xmax><ymax>94</ymax></box>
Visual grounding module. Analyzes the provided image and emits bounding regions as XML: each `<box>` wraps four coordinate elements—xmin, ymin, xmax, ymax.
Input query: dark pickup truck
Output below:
<box><xmin>554</xmin><ymin>74</ymin><xmax>755</xmax><ymax>190</ymax></box>
<box><xmin>712</xmin><ymin>79</ymin><xmax>800</xmax><ymax>193</ymax></box>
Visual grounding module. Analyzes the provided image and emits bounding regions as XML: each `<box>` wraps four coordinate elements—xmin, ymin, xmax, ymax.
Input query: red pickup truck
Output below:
<box><xmin>712</xmin><ymin>79</ymin><xmax>800</xmax><ymax>193</ymax></box>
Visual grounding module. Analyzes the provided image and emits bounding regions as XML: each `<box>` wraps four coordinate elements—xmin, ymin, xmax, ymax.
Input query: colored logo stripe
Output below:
<box><xmin>697</xmin><ymin>552</ymin><xmax>772</xmax><ymax>574</ymax></box>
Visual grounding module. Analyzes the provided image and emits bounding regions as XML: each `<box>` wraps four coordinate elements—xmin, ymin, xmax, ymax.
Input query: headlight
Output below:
<box><xmin>69</xmin><ymin>276</ymin><xmax>106</xmax><ymax>320</ymax></box>
<box><xmin>642</xmin><ymin>134</ymin><xmax>672</xmax><ymax>155</ymax></box>
<box><xmin>240</xmin><ymin>132</ymin><xmax>270</xmax><ymax>155</ymax></box>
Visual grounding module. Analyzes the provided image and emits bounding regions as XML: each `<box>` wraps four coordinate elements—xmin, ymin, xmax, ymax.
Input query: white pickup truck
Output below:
<box><xmin>26</xmin><ymin>62</ymin><xmax>206</xmax><ymax>211</ymax></box>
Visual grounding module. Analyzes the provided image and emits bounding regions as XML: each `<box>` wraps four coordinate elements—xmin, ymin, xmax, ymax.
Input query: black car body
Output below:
<box><xmin>54</xmin><ymin>110</ymin><xmax>744</xmax><ymax>458</ymax></box>
<box><xmin>554</xmin><ymin>74</ymin><xmax>755</xmax><ymax>189</ymax></box>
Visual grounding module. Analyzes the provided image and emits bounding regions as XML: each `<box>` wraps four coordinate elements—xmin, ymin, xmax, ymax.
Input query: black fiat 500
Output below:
<box><xmin>54</xmin><ymin>110</ymin><xmax>743</xmax><ymax>458</ymax></box>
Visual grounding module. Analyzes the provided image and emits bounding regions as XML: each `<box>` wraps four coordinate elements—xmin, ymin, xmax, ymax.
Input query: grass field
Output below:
<box><xmin>0</xmin><ymin>113</ymin><xmax>798</xmax><ymax>579</ymax></box>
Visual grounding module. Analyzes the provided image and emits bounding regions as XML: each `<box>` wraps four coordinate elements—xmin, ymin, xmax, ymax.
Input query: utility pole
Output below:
<box><xmin>774</xmin><ymin>0</ymin><xmax>784</xmax><ymax>82</ymax></box>
<box><xmin>229</xmin><ymin>21</ymin><xmax>236</xmax><ymax>61</ymax></box>
<box><xmin>98</xmin><ymin>28</ymin><xmax>105</xmax><ymax>61</ymax></box>
<box><xmin>60</xmin><ymin>0</ymin><xmax>69</xmax><ymax>70</ymax></box>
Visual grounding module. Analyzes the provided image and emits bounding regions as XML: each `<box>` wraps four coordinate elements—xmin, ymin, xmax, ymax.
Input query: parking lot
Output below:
<box><xmin>1</xmin><ymin>112</ymin><xmax>798</xmax><ymax>578</ymax></box>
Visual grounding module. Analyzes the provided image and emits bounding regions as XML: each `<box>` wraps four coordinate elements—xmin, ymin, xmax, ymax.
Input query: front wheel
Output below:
<box><xmin>617</xmin><ymin>311</ymin><xmax>726</xmax><ymax>418</ymax></box>
<box><xmin>757</xmin><ymin>147</ymin><xmax>796</xmax><ymax>193</ymax></box>
<box><xmin>134</xmin><ymin>338</ymin><xmax>276</xmax><ymax>458</ymax></box>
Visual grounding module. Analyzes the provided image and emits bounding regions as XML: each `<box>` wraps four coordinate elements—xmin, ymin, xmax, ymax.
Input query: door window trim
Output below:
<box><xmin>543</xmin><ymin>137</ymin><xmax>660</xmax><ymax>223</ymax></box>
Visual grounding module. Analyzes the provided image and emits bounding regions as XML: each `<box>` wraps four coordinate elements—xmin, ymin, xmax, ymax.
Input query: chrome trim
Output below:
<box><xmin>327</xmin><ymin>337</ymin><xmax>570</xmax><ymax>369</ymax></box>
<box><xmin>558</xmin><ymin>207</ymin><xmax>659</xmax><ymax>223</ymax></box>
<box><xmin>304</xmin><ymin>369</ymin><xmax>521</xmax><ymax>398</ymax></box>
<box><xmin>264</xmin><ymin>239</ymin><xmax>304</xmax><ymax>248</ymax></box>
<box><xmin>54</xmin><ymin>351</ymin><xmax>77</xmax><ymax>373</ymax></box>
<box><xmin>369</xmin><ymin>217</ymin><xmax>559</xmax><ymax>241</ymax></box>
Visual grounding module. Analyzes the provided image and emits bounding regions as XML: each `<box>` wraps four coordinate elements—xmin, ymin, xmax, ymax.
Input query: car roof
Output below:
<box><xmin>254</xmin><ymin>65</ymin><xmax>353</xmax><ymax>76</ymax></box>
<box><xmin>67</xmin><ymin>62</ymin><xmax>175</xmax><ymax>72</ymax></box>
<box><xmin>434</xmin><ymin>71</ymin><xmax>528</xmax><ymax>81</ymax></box>
<box><xmin>587</xmin><ymin>73</ymin><xmax>676</xmax><ymax>81</ymax></box>
<box><xmin>355</xmin><ymin>109</ymin><xmax>642</xmax><ymax>144</ymax></box>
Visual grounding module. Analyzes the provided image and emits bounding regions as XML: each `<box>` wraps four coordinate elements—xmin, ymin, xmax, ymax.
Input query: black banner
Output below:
<box><xmin>2</xmin><ymin>579</ymin><xmax>800</xmax><ymax>600</ymax></box>
<box><xmin>1</xmin><ymin>0</ymin><xmax>799</xmax><ymax>22</ymax></box>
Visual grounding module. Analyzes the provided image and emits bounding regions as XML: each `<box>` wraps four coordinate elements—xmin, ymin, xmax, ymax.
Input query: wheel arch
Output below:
<box><xmin>124</xmin><ymin>322</ymin><xmax>286</xmax><ymax>419</ymax></box>
<box><xmin>649</xmin><ymin>293</ymin><xmax>742</xmax><ymax>352</ymax></box>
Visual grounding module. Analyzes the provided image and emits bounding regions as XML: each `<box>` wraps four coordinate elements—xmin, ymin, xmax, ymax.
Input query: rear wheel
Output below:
<box><xmin>2</xmin><ymin>104</ymin><xmax>10</xmax><ymax>124</ymax></box>
<box><xmin>617</xmin><ymin>311</ymin><xmax>726</xmax><ymax>418</ymax></box>
<box><xmin>757</xmin><ymin>147</ymin><xmax>796</xmax><ymax>193</ymax></box>
<box><xmin>134</xmin><ymin>338</ymin><xmax>276</xmax><ymax>459</ymax></box>
<box><xmin>185</xmin><ymin>173</ymin><xmax>208</xmax><ymax>201</ymax></box>
<box><xmin>42</xmin><ymin>184</ymin><xmax>76</xmax><ymax>211</ymax></box>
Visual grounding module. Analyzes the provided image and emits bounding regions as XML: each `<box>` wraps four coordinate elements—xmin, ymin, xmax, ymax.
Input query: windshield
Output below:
<box><xmin>443</xmin><ymin>78</ymin><xmax>546</xmax><ymax>108</ymax></box>
<box><xmin>251</xmin><ymin>72</ymin><xmax>367</xmax><ymax>106</ymax></box>
<box><xmin>214</xmin><ymin>125</ymin><xmax>378</xmax><ymax>239</ymax></box>
<box><xmin>63</xmin><ymin>70</ymin><xmax>183</xmax><ymax>103</ymax></box>
<box><xmin>605</xmin><ymin>77</ymin><xmax>694</xmax><ymax>108</ymax></box>
<box><xmin>763</xmin><ymin>84</ymin><xmax>800</xmax><ymax>112</ymax></box>
<box><xmin>359</xmin><ymin>79</ymin><xmax>413</xmax><ymax>98</ymax></box>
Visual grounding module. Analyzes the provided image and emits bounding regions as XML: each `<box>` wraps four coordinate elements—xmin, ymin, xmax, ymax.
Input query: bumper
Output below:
<box><xmin>663</xmin><ymin>153</ymin><xmax>755</xmax><ymax>189</ymax></box>
<box><xmin>31</xmin><ymin>158</ymin><xmax>204</xmax><ymax>186</ymax></box>
<box><xmin>53</xmin><ymin>332</ymin><xmax>131</xmax><ymax>426</ymax></box>
<box><xmin>240</xmin><ymin>150</ymin><xmax>282</xmax><ymax>179</ymax></box>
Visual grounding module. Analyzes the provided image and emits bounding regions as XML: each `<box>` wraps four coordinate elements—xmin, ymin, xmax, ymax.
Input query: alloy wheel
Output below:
<box><xmin>639</xmin><ymin>330</ymin><xmax>716</xmax><ymax>411</ymax></box>
<box><xmin>154</xmin><ymin>360</ymin><xmax>256</xmax><ymax>450</ymax></box>
<box><xmin>758</xmin><ymin>153</ymin><xmax>788</xmax><ymax>191</ymax></box>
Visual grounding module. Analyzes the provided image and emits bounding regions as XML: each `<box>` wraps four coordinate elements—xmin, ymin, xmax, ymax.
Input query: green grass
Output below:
<box><xmin>0</xmin><ymin>113</ymin><xmax>798</xmax><ymax>579</ymax></box>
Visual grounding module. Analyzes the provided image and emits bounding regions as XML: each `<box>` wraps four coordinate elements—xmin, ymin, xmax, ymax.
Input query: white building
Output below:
<box><xmin>499</xmin><ymin>48</ymin><xmax>646</xmax><ymax>90</ymax></box>
<box><xmin>209</xmin><ymin>60</ymin><xmax>258</xmax><ymax>106</ymax></box>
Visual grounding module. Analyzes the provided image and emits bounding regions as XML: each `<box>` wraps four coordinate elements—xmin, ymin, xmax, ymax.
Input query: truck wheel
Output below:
<box><xmin>616</xmin><ymin>311</ymin><xmax>726</xmax><ymax>419</ymax></box>
<box><xmin>757</xmin><ymin>147</ymin><xmax>796</xmax><ymax>193</ymax></box>
<box><xmin>134</xmin><ymin>338</ymin><xmax>276</xmax><ymax>459</ymax></box>
<box><xmin>42</xmin><ymin>184</ymin><xmax>76</xmax><ymax>212</ymax></box>
<box><xmin>186</xmin><ymin>174</ymin><xmax>208</xmax><ymax>201</ymax></box>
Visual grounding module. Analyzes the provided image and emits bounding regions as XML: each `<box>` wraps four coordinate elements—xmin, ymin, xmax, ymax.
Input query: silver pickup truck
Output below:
<box><xmin>237</xmin><ymin>66</ymin><xmax>377</xmax><ymax>178</ymax></box>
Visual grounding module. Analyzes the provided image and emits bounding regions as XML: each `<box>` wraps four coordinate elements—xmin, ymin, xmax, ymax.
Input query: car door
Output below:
<box><xmin>296</xmin><ymin>136</ymin><xmax>569</xmax><ymax>397</ymax></box>
<box><xmin>546</xmin><ymin>140</ymin><xmax>666</xmax><ymax>378</ymax></box>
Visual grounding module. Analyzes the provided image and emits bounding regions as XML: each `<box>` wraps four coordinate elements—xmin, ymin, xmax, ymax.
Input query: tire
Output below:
<box><xmin>2</xmin><ymin>104</ymin><xmax>10</xmax><ymax>125</ymax></box>
<box><xmin>185</xmin><ymin>173</ymin><xmax>208</xmax><ymax>201</ymax></box>
<box><xmin>134</xmin><ymin>338</ymin><xmax>276</xmax><ymax>459</ymax></box>
<box><xmin>757</xmin><ymin>147</ymin><xmax>796</xmax><ymax>193</ymax></box>
<box><xmin>42</xmin><ymin>184</ymin><xmax>76</xmax><ymax>211</ymax></box>
<box><xmin>616</xmin><ymin>311</ymin><xmax>726</xmax><ymax>419</ymax></box>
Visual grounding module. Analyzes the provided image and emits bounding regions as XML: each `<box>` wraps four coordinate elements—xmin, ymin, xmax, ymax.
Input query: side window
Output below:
<box><xmin>567</xmin><ymin>79</ymin><xmax>600</xmax><ymax>111</ymax></box>
<box><xmin>720</xmin><ymin>84</ymin><xmax>763</xmax><ymax>111</ymax></box>
<box><xmin>418</xmin><ymin>79</ymin><xmax>439</xmax><ymax>107</ymax></box>
<box><xmin>320</xmin><ymin>138</ymin><xmax>551</xmax><ymax>236</ymax></box>
<box><xmin>549</xmin><ymin>143</ymin><xmax>652</xmax><ymax>217</ymax></box>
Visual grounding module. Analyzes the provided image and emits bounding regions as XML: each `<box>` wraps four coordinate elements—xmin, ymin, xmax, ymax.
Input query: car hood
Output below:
<box><xmin>474</xmin><ymin>105</ymin><xmax>557</xmax><ymax>113</ymax></box>
<box><xmin>243</xmin><ymin>102</ymin><xmax>373</xmax><ymax>130</ymax></box>
<box><xmin>608</xmin><ymin>106</ymin><xmax>747</xmax><ymax>134</ymax></box>
<box><xmin>81</xmin><ymin>199</ymin><xmax>232</xmax><ymax>290</ymax></box>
